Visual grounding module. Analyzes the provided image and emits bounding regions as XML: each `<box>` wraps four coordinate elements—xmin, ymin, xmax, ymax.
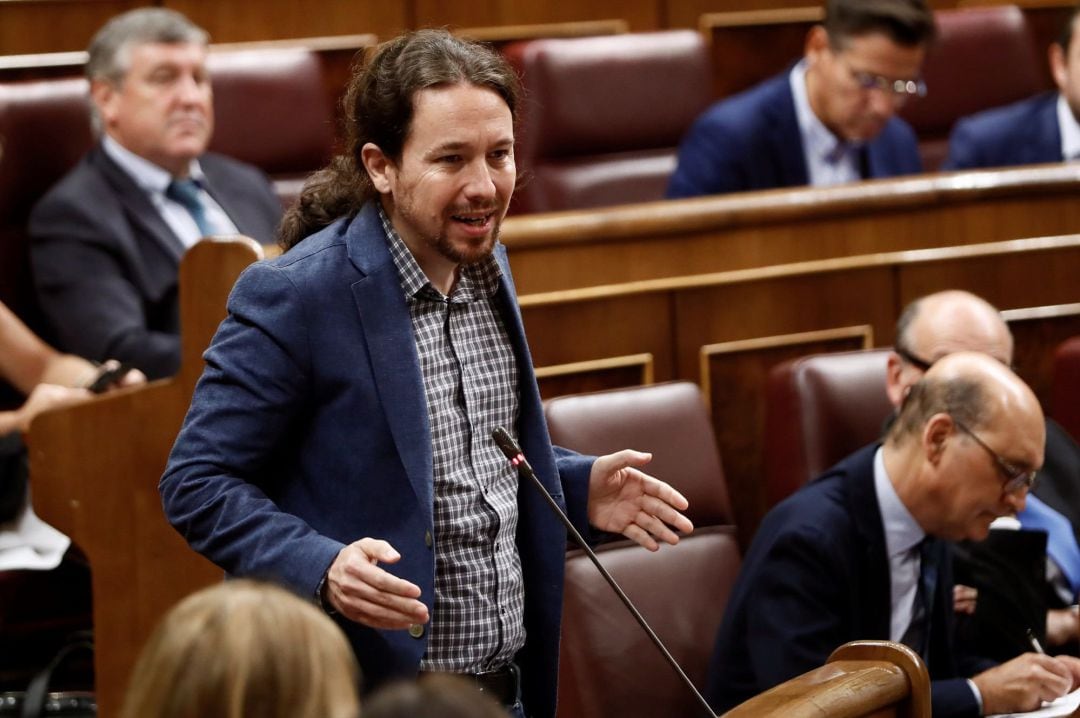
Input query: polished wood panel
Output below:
<box><xmin>164</xmin><ymin>0</ymin><xmax>406</xmax><ymax>43</ymax></box>
<box><xmin>414</xmin><ymin>0</ymin><xmax>659</xmax><ymax>32</ymax></box>
<box><xmin>521</xmin><ymin>235</ymin><xmax>1080</xmax><ymax>547</ymax></box>
<box><xmin>0</xmin><ymin>0</ymin><xmax>144</xmax><ymax>55</ymax></box>
<box><xmin>28</xmin><ymin>237</ymin><xmax>262</xmax><ymax>717</ymax></box>
<box><xmin>501</xmin><ymin>166</ymin><xmax>1080</xmax><ymax>296</ymax></box>
<box><xmin>535</xmin><ymin>352</ymin><xmax>653</xmax><ymax>398</ymax></box>
<box><xmin>724</xmin><ymin>641</ymin><xmax>930</xmax><ymax>718</ymax></box>
<box><xmin>454</xmin><ymin>18</ymin><xmax>629</xmax><ymax>47</ymax></box>
<box><xmin>1005</xmin><ymin>303</ymin><xmax>1080</xmax><ymax>409</ymax></box>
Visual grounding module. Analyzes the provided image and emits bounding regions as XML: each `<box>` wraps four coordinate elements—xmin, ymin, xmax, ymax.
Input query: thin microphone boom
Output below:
<box><xmin>491</xmin><ymin>426</ymin><xmax>718</xmax><ymax>718</ymax></box>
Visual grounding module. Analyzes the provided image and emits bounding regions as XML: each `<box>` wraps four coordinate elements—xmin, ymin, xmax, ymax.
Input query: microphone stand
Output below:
<box><xmin>491</xmin><ymin>427</ymin><xmax>719</xmax><ymax>718</ymax></box>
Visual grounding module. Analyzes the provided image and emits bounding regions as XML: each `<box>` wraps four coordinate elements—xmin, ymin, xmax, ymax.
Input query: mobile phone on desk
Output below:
<box><xmin>87</xmin><ymin>362</ymin><xmax>134</xmax><ymax>394</ymax></box>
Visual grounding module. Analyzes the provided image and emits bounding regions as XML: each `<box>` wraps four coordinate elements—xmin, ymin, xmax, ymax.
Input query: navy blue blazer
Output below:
<box><xmin>29</xmin><ymin>143</ymin><xmax>282</xmax><ymax>379</ymax></box>
<box><xmin>666</xmin><ymin>71</ymin><xmax>922</xmax><ymax>199</ymax></box>
<box><xmin>160</xmin><ymin>202</ymin><xmax>594</xmax><ymax>718</ymax></box>
<box><xmin>942</xmin><ymin>92</ymin><xmax>1063</xmax><ymax>171</ymax></box>
<box><xmin>707</xmin><ymin>444</ymin><xmax>993</xmax><ymax>718</ymax></box>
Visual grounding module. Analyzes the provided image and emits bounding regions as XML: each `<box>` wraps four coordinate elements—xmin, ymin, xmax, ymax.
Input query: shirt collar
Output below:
<box><xmin>790</xmin><ymin>60</ymin><xmax>861</xmax><ymax>165</ymax></box>
<box><xmin>101</xmin><ymin>134</ymin><xmax>205</xmax><ymax>193</ymax></box>
<box><xmin>873</xmin><ymin>445</ymin><xmax>926</xmax><ymax>558</ymax></box>
<box><xmin>378</xmin><ymin>205</ymin><xmax>503</xmax><ymax>302</ymax></box>
<box><xmin>1057</xmin><ymin>93</ymin><xmax>1080</xmax><ymax>161</ymax></box>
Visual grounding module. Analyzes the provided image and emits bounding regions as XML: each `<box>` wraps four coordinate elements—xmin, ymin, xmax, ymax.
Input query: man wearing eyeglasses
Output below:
<box><xmin>667</xmin><ymin>0</ymin><xmax>932</xmax><ymax>199</ymax></box>
<box><xmin>943</xmin><ymin>5</ymin><xmax>1080</xmax><ymax>170</ymax></box>
<box><xmin>708</xmin><ymin>350</ymin><xmax>1080</xmax><ymax>717</ymax></box>
<box><xmin>888</xmin><ymin>291</ymin><xmax>1080</xmax><ymax>659</ymax></box>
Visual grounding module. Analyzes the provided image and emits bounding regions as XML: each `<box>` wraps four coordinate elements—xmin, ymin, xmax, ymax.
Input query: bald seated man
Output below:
<box><xmin>708</xmin><ymin>352</ymin><xmax>1080</xmax><ymax>717</ymax></box>
<box><xmin>889</xmin><ymin>290</ymin><xmax>1080</xmax><ymax>651</ymax></box>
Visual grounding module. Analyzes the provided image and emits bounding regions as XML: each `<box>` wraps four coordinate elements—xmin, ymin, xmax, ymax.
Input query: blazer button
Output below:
<box><xmin>424</xmin><ymin>530</ymin><xmax>433</xmax><ymax>548</ymax></box>
<box><xmin>408</xmin><ymin>623</ymin><xmax>425</xmax><ymax>639</ymax></box>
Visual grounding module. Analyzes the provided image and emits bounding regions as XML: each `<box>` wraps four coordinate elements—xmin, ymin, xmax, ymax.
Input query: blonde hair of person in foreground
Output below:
<box><xmin>120</xmin><ymin>579</ymin><xmax>360</xmax><ymax>718</ymax></box>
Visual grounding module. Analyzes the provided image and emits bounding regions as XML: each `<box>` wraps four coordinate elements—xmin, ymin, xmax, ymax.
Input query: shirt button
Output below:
<box><xmin>408</xmin><ymin>623</ymin><xmax>425</xmax><ymax>639</ymax></box>
<box><xmin>424</xmin><ymin>530</ymin><xmax>433</xmax><ymax>548</ymax></box>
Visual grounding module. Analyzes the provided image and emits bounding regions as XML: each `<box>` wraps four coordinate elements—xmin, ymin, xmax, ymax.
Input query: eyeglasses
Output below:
<box><xmin>895</xmin><ymin>345</ymin><xmax>933</xmax><ymax>372</ymax></box>
<box><xmin>952</xmin><ymin>418</ymin><xmax>1038</xmax><ymax>494</ymax></box>
<box><xmin>835</xmin><ymin>54</ymin><xmax>927</xmax><ymax>101</ymax></box>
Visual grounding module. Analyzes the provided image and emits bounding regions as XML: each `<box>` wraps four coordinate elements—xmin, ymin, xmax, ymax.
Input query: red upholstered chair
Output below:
<box><xmin>208</xmin><ymin>47</ymin><xmax>336</xmax><ymax>207</ymax></box>
<box><xmin>763</xmin><ymin>349</ymin><xmax>893</xmax><ymax>509</ymax></box>
<box><xmin>543</xmin><ymin>382</ymin><xmax>739</xmax><ymax>718</ymax></box>
<box><xmin>901</xmin><ymin>5</ymin><xmax>1046</xmax><ymax>171</ymax></box>
<box><xmin>502</xmin><ymin>31</ymin><xmax>712</xmax><ymax>214</ymax></box>
<box><xmin>1053</xmin><ymin>336</ymin><xmax>1080</xmax><ymax>443</ymax></box>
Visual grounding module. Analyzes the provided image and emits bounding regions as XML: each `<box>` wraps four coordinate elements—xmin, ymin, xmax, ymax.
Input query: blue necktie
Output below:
<box><xmin>1019</xmin><ymin>494</ymin><xmax>1080</xmax><ymax>599</ymax></box>
<box><xmin>166</xmin><ymin>178</ymin><xmax>214</xmax><ymax>238</ymax></box>
<box><xmin>901</xmin><ymin>537</ymin><xmax>939</xmax><ymax>665</ymax></box>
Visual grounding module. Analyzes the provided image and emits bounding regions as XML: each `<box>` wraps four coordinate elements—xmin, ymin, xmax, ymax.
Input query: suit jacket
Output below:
<box><xmin>159</xmin><ymin>202</ymin><xmax>594</xmax><ymax>718</ymax></box>
<box><xmin>29</xmin><ymin>143</ymin><xmax>282</xmax><ymax>379</ymax></box>
<box><xmin>942</xmin><ymin>92</ymin><xmax>1062</xmax><ymax>171</ymax></box>
<box><xmin>666</xmin><ymin>71</ymin><xmax>922</xmax><ymax>199</ymax></box>
<box><xmin>707</xmin><ymin>443</ymin><xmax>993</xmax><ymax>718</ymax></box>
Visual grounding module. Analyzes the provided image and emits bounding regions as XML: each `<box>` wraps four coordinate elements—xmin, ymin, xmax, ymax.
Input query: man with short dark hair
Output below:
<box><xmin>160</xmin><ymin>30</ymin><xmax>692</xmax><ymax>718</ymax></box>
<box><xmin>30</xmin><ymin>8</ymin><xmax>281</xmax><ymax>379</ymax></box>
<box><xmin>943</xmin><ymin>3</ymin><xmax>1080</xmax><ymax>169</ymax></box>
<box><xmin>708</xmin><ymin>352</ymin><xmax>1080</xmax><ymax>717</ymax></box>
<box><xmin>667</xmin><ymin>0</ymin><xmax>933</xmax><ymax>198</ymax></box>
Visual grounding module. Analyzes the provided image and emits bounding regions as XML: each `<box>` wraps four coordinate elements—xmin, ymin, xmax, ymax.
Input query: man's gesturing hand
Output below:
<box><xmin>325</xmin><ymin>538</ymin><xmax>429</xmax><ymax>630</ymax></box>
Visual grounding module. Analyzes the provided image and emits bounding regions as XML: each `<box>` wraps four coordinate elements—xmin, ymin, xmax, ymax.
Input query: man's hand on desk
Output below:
<box><xmin>973</xmin><ymin>653</ymin><xmax>1080</xmax><ymax>714</ymax></box>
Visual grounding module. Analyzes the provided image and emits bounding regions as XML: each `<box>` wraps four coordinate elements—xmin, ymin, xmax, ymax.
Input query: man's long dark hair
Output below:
<box><xmin>277</xmin><ymin>30</ymin><xmax>521</xmax><ymax>251</ymax></box>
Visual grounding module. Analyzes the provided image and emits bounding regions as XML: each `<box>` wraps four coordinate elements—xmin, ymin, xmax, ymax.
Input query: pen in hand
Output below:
<box><xmin>1027</xmin><ymin>628</ymin><xmax>1046</xmax><ymax>655</ymax></box>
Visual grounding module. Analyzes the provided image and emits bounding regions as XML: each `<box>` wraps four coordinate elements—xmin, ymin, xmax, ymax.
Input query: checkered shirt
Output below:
<box><xmin>380</xmin><ymin>209</ymin><xmax>525</xmax><ymax>672</ymax></box>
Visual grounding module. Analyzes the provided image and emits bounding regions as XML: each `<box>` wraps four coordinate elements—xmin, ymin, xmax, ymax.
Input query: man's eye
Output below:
<box><xmin>439</xmin><ymin>155</ymin><xmax>462</xmax><ymax>163</ymax></box>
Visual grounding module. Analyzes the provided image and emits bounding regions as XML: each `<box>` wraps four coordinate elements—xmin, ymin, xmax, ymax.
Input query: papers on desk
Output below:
<box><xmin>0</xmin><ymin>495</ymin><xmax>70</xmax><ymax>571</ymax></box>
<box><xmin>989</xmin><ymin>687</ymin><xmax>1080</xmax><ymax>718</ymax></box>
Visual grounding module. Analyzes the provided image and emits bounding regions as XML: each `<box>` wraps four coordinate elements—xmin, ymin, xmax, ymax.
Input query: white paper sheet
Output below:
<box><xmin>0</xmin><ymin>495</ymin><xmax>70</xmax><ymax>570</ymax></box>
<box><xmin>989</xmin><ymin>686</ymin><xmax>1080</xmax><ymax>718</ymax></box>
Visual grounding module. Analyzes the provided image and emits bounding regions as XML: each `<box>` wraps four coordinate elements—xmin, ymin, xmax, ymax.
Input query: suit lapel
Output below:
<box><xmin>771</xmin><ymin>79</ymin><xmax>810</xmax><ymax>186</ymax></box>
<box><xmin>90</xmin><ymin>145</ymin><xmax>186</xmax><ymax>262</ymax></box>
<box><xmin>1038</xmin><ymin>95</ymin><xmax>1066</xmax><ymax>163</ymax></box>
<box><xmin>845</xmin><ymin>445</ymin><xmax>894</xmax><ymax>637</ymax></box>
<box><xmin>346</xmin><ymin>204</ymin><xmax>434</xmax><ymax>522</ymax></box>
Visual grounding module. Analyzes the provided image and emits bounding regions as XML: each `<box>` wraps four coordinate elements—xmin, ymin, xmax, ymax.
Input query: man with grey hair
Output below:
<box><xmin>709</xmin><ymin>352</ymin><xmax>1080</xmax><ymax>717</ymax></box>
<box><xmin>29</xmin><ymin>8</ymin><xmax>281</xmax><ymax>379</ymax></box>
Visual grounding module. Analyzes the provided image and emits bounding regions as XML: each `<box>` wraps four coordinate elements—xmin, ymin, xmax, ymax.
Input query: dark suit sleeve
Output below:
<box><xmin>160</xmin><ymin>261</ymin><xmax>343</xmax><ymax>597</ymax></box>
<box><xmin>666</xmin><ymin>113</ymin><xmax>751</xmax><ymax>199</ymax></box>
<box><xmin>29</xmin><ymin>193</ymin><xmax>181</xmax><ymax>379</ymax></box>
<box><xmin>941</xmin><ymin>117</ymin><xmax>984</xmax><ymax>171</ymax></box>
<box><xmin>733</xmin><ymin>527</ymin><xmax>980</xmax><ymax>718</ymax></box>
<box><xmin>554</xmin><ymin>445</ymin><xmax>596</xmax><ymax>538</ymax></box>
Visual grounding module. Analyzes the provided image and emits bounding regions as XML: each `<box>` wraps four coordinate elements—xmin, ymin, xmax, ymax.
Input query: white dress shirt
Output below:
<box><xmin>790</xmin><ymin>60</ymin><xmax>863</xmax><ymax>187</ymax></box>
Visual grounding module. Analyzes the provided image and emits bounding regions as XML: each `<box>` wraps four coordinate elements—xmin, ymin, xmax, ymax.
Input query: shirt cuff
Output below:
<box><xmin>966</xmin><ymin>678</ymin><xmax>984</xmax><ymax>715</ymax></box>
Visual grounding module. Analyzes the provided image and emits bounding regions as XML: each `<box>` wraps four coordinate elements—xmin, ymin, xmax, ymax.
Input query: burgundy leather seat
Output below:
<box><xmin>901</xmin><ymin>6</ymin><xmax>1046</xmax><ymax>171</ymax></box>
<box><xmin>502</xmin><ymin>31</ymin><xmax>711</xmax><ymax>214</ymax></box>
<box><xmin>764</xmin><ymin>349</ymin><xmax>893</xmax><ymax>509</ymax></box>
<box><xmin>1053</xmin><ymin>336</ymin><xmax>1080</xmax><ymax>443</ymax></box>
<box><xmin>544</xmin><ymin>381</ymin><xmax>738</xmax><ymax>718</ymax></box>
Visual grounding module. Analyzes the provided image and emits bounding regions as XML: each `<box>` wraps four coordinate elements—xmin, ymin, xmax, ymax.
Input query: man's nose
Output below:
<box><xmin>463</xmin><ymin>159</ymin><xmax>496</xmax><ymax>200</ymax></box>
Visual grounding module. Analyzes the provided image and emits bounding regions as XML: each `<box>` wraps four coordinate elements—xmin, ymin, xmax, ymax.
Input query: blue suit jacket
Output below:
<box><xmin>29</xmin><ymin>143</ymin><xmax>282</xmax><ymax>379</ymax></box>
<box><xmin>666</xmin><ymin>71</ymin><xmax>922</xmax><ymax>198</ymax></box>
<box><xmin>160</xmin><ymin>202</ymin><xmax>594</xmax><ymax>717</ymax></box>
<box><xmin>707</xmin><ymin>444</ymin><xmax>993</xmax><ymax>718</ymax></box>
<box><xmin>942</xmin><ymin>92</ymin><xmax>1062</xmax><ymax>171</ymax></box>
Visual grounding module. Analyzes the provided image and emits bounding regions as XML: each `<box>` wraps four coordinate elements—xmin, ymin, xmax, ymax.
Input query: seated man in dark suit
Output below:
<box><xmin>667</xmin><ymin>0</ymin><xmax>932</xmax><ymax>199</ymax></box>
<box><xmin>708</xmin><ymin>352</ymin><xmax>1080</xmax><ymax>717</ymax></box>
<box><xmin>888</xmin><ymin>291</ymin><xmax>1080</xmax><ymax>654</ymax></box>
<box><xmin>943</xmin><ymin>5</ymin><xmax>1080</xmax><ymax>170</ymax></box>
<box><xmin>29</xmin><ymin>8</ymin><xmax>282</xmax><ymax>380</ymax></box>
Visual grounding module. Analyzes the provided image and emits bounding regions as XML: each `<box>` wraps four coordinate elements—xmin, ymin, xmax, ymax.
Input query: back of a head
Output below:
<box><xmin>86</xmin><ymin>8</ymin><xmax>208</xmax><ymax>84</ymax></box>
<box><xmin>120</xmin><ymin>580</ymin><xmax>360</xmax><ymax>718</ymax></box>
<box><xmin>363</xmin><ymin>674</ymin><xmax>509</xmax><ymax>718</ymax></box>
<box><xmin>276</xmin><ymin>29</ymin><xmax>521</xmax><ymax>251</ymax></box>
<box><xmin>824</xmin><ymin>0</ymin><xmax>937</xmax><ymax>48</ymax></box>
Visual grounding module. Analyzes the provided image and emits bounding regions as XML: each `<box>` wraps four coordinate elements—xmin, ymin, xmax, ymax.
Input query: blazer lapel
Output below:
<box><xmin>845</xmin><ymin>445</ymin><xmax>894</xmax><ymax>638</ymax></box>
<box><xmin>90</xmin><ymin>145</ymin><xmax>187</xmax><ymax>262</ymax></box>
<box><xmin>346</xmin><ymin>205</ymin><xmax>434</xmax><ymax>522</ymax></box>
<box><xmin>771</xmin><ymin>79</ymin><xmax>810</xmax><ymax>187</ymax></box>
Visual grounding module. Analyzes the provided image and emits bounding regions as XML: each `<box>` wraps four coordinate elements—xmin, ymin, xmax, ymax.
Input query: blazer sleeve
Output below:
<box><xmin>666</xmin><ymin>112</ymin><xmax>752</xmax><ymax>199</ymax></box>
<box><xmin>159</xmin><ymin>260</ymin><xmax>343</xmax><ymax>598</ymax></box>
<box><xmin>29</xmin><ymin>194</ymin><xmax>181</xmax><ymax>379</ymax></box>
<box><xmin>940</xmin><ymin>117</ymin><xmax>985</xmax><ymax>171</ymax></box>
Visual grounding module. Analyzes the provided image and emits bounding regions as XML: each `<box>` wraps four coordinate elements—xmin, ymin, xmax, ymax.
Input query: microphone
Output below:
<box><xmin>491</xmin><ymin>427</ymin><xmax>718</xmax><ymax>718</ymax></box>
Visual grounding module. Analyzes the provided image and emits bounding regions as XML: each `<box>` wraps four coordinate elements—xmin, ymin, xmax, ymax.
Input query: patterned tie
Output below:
<box><xmin>166</xmin><ymin>178</ymin><xmax>214</xmax><ymax>238</ymax></box>
<box><xmin>901</xmin><ymin>537</ymin><xmax>939</xmax><ymax>664</ymax></box>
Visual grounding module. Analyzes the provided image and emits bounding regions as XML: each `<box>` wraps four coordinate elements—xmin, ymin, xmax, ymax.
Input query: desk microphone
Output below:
<box><xmin>491</xmin><ymin>426</ymin><xmax>718</xmax><ymax>718</ymax></box>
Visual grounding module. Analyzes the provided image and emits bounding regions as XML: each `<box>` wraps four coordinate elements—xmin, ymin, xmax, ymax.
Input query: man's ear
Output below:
<box><xmin>1051</xmin><ymin>43</ymin><xmax>1068</xmax><ymax>92</ymax></box>
<box><xmin>805</xmin><ymin>25</ymin><xmax>830</xmax><ymax>66</ymax></box>
<box><xmin>922</xmin><ymin>413</ymin><xmax>953</xmax><ymax>466</ymax></box>
<box><xmin>885</xmin><ymin>352</ymin><xmax>907</xmax><ymax>409</ymax></box>
<box><xmin>361</xmin><ymin>142</ymin><xmax>394</xmax><ymax>195</ymax></box>
<box><xmin>90</xmin><ymin>79</ymin><xmax>117</xmax><ymax>126</ymax></box>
